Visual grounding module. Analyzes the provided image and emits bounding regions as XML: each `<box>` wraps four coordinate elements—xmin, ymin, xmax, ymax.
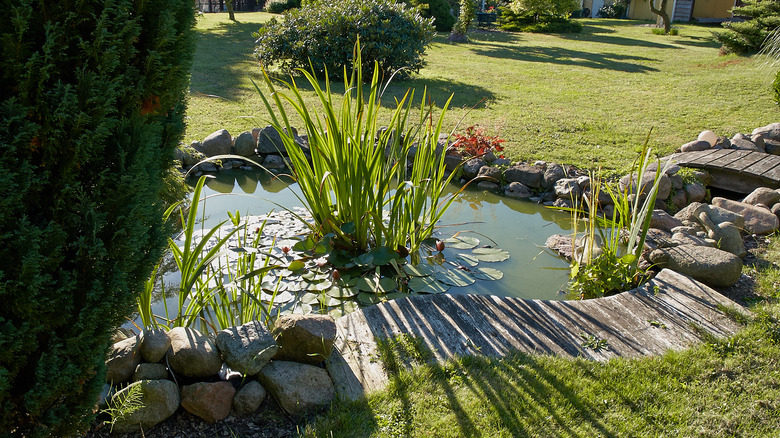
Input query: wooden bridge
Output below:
<box><xmin>326</xmin><ymin>269</ymin><xmax>748</xmax><ymax>400</ymax></box>
<box><xmin>670</xmin><ymin>149</ymin><xmax>780</xmax><ymax>194</ymax></box>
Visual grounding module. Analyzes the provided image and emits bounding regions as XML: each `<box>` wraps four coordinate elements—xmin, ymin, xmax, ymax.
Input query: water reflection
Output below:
<box><xmin>186</xmin><ymin>170</ymin><xmax>572</xmax><ymax>301</ymax></box>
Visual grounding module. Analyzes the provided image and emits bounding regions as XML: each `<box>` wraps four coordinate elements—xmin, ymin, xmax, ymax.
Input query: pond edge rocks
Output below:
<box><xmin>105</xmin><ymin>315</ymin><xmax>337</xmax><ymax>433</ymax></box>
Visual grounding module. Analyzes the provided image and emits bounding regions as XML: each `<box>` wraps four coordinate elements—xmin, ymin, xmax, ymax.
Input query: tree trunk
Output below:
<box><xmin>649</xmin><ymin>0</ymin><xmax>671</xmax><ymax>34</ymax></box>
<box><xmin>226</xmin><ymin>0</ymin><xmax>236</xmax><ymax>21</ymax></box>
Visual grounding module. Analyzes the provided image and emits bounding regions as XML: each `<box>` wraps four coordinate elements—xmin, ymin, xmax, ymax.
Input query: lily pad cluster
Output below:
<box><xmin>184</xmin><ymin>210</ymin><xmax>510</xmax><ymax>320</ymax></box>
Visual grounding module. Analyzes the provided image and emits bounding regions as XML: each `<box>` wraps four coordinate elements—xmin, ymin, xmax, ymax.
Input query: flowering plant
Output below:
<box><xmin>449</xmin><ymin>125</ymin><xmax>506</xmax><ymax>158</ymax></box>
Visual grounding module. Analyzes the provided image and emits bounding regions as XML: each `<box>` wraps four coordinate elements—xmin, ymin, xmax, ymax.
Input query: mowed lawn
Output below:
<box><xmin>186</xmin><ymin>13</ymin><xmax>778</xmax><ymax>172</ymax></box>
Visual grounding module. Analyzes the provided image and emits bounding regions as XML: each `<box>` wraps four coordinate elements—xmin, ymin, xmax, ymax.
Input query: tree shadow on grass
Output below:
<box><xmin>375</xmin><ymin>347</ymin><xmax>618</xmax><ymax>437</ymax></box>
<box><xmin>559</xmin><ymin>24</ymin><xmax>680</xmax><ymax>49</ymax></box>
<box><xmin>190</xmin><ymin>20</ymin><xmax>265</xmax><ymax>100</ymax></box>
<box><xmin>469</xmin><ymin>44</ymin><xmax>659</xmax><ymax>73</ymax></box>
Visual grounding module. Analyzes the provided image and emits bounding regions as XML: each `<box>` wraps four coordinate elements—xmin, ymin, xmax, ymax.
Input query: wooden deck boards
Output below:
<box><xmin>671</xmin><ymin>150</ymin><xmax>780</xmax><ymax>193</ymax></box>
<box><xmin>326</xmin><ymin>269</ymin><xmax>749</xmax><ymax>400</ymax></box>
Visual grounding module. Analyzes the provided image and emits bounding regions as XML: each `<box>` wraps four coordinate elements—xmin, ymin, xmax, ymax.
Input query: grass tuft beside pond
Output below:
<box><xmin>304</xmin><ymin>236</ymin><xmax>780</xmax><ymax>437</ymax></box>
<box><xmin>188</xmin><ymin>13</ymin><xmax>778</xmax><ymax>172</ymax></box>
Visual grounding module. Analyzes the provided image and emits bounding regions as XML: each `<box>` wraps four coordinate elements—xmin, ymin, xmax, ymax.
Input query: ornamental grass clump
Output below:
<box><xmin>256</xmin><ymin>40</ymin><xmax>461</xmax><ymax>258</ymax></box>
<box><xmin>567</xmin><ymin>133</ymin><xmax>670</xmax><ymax>299</ymax></box>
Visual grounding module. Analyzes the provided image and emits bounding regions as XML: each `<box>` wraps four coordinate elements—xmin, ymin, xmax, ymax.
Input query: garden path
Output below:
<box><xmin>325</xmin><ymin>269</ymin><xmax>748</xmax><ymax>400</ymax></box>
<box><xmin>671</xmin><ymin>149</ymin><xmax>780</xmax><ymax>194</ymax></box>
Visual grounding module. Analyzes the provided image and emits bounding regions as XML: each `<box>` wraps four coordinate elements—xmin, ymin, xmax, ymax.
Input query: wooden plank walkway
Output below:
<box><xmin>670</xmin><ymin>150</ymin><xmax>780</xmax><ymax>193</ymax></box>
<box><xmin>326</xmin><ymin>269</ymin><xmax>749</xmax><ymax>400</ymax></box>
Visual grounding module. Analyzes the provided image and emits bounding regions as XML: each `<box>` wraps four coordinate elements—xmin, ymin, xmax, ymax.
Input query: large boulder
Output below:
<box><xmin>650</xmin><ymin>210</ymin><xmax>682</xmax><ymax>231</ymax></box>
<box><xmin>106</xmin><ymin>335</ymin><xmax>141</xmax><ymax>384</ymax></box>
<box><xmin>198</xmin><ymin>129</ymin><xmax>232</xmax><ymax>157</ymax></box>
<box><xmin>743</xmin><ymin>187</ymin><xmax>780</xmax><ymax>207</ymax></box>
<box><xmin>730</xmin><ymin>133</ymin><xmax>764</xmax><ymax>152</ymax></box>
<box><xmin>684</xmin><ymin>182</ymin><xmax>706</xmax><ymax>203</ymax></box>
<box><xmin>181</xmin><ymin>381</ymin><xmax>236</xmax><ymax>423</ymax></box>
<box><xmin>166</xmin><ymin>327</ymin><xmax>222</xmax><ymax>379</ymax></box>
<box><xmin>110</xmin><ymin>380</ymin><xmax>180</xmax><ymax>433</ymax></box>
<box><xmin>752</xmin><ymin>122</ymin><xmax>780</xmax><ymax>141</ymax></box>
<box><xmin>256</xmin><ymin>126</ymin><xmax>303</xmax><ymax>155</ymax></box>
<box><xmin>647</xmin><ymin>245</ymin><xmax>743</xmax><ymax>287</ymax></box>
<box><xmin>680</xmin><ymin>140</ymin><xmax>710</xmax><ymax>152</ymax></box>
<box><xmin>541</xmin><ymin>163</ymin><xmax>566</xmax><ymax>188</ymax></box>
<box><xmin>233</xmin><ymin>131</ymin><xmax>257</xmax><ymax>157</ymax></box>
<box><xmin>132</xmin><ymin>363</ymin><xmax>169</xmax><ymax>381</ymax></box>
<box><xmin>504</xmin><ymin>182</ymin><xmax>533</xmax><ymax>199</ymax></box>
<box><xmin>232</xmin><ymin>380</ymin><xmax>267</xmax><ymax>416</ymax></box>
<box><xmin>272</xmin><ymin>314</ymin><xmax>336</xmax><ymax>365</ymax></box>
<box><xmin>140</xmin><ymin>328</ymin><xmax>170</xmax><ymax>363</ymax></box>
<box><xmin>503</xmin><ymin>164</ymin><xmax>543</xmax><ymax>188</ymax></box>
<box><xmin>216</xmin><ymin>320</ymin><xmax>278</xmax><ymax>375</ymax></box>
<box><xmin>475</xmin><ymin>165</ymin><xmax>502</xmax><ymax>183</ymax></box>
<box><xmin>462</xmin><ymin>158</ymin><xmax>485</xmax><ymax>179</ymax></box>
<box><xmin>553</xmin><ymin>178</ymin><xmax>582</xmax><ymax>201</ymax></box>
<box><xmin>257</xmin><ymin>361</ymin><xmax>335</xmax><ymax>418</ymax></box>
<box><xmin>715</xmin><ymin>221</ymin><xmax>746</xmax><ymax>258</ymax></box>
<box><xmin>619</xmin><ymin>171</ymin><xmax>672</xmax><ymax>201</ymax></box>
<box><xmin>712</xmin><ymin>197</ymin><xmax>779</xmax><ymax>234</ymax></box>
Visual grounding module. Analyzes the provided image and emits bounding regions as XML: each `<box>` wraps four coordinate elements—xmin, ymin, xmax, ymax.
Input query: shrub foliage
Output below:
<box><xmin>715</xmin><ymin>0</ymin><xmax>780</xmax><ymax>54</ymax></box>
<box><xmin>255</xmin><ymin>0</ymin><xmax>435</xmax><ymax>79</ymax></box>
<box><xmin>0</xmin><ymin>0</ymin><xmax>196</xmax><ymax>436</ymax></box>
<box><xmin>404</xmin><ymin>0</ymin><xmax>458</xmax><ymax>31</ymax></box>
<box><xmin>498</xmin><ymin>7</ymin><xmax>582</xmax><ymax>32</ymax></box>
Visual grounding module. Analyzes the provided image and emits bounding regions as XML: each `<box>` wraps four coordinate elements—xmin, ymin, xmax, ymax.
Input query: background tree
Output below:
<box><xmin>0</xmin><ymin>0</ymin><xmax>196</xmax><ymax>436</ymax></box>
<box><xmin>450</xmin><ymin>0</ymin><xmax>477</xmax><ymax>41</ymax></box>
<box><xmin>648</xmin><ymin>0</ymin><xmax>672</xmax><ymax>34</ymax></box>
<box><xmin>715</xmin><ymin>0</ymin><xmax>780</xmax><ymax>54</ymax></box>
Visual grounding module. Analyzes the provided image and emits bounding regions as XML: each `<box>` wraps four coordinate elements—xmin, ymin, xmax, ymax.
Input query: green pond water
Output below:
<box><xmin>127</xmin><ymin>169</ymin><xmax>576</xmax><ymax>330</ymax></box>
<box><xmin>196</xmin><ymin>169</ymin><xmax>574</xmax><ymax>300</ymax></box>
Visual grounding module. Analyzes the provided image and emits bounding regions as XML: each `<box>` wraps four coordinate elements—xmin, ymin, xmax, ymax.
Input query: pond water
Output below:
<box><xmin>126</xmin><ymin>169</ymin><xmax>576</xmax><ymax>330</ymax></box>
<box><xmin>197</xmin><ymin>169</ymin><xmax>573</xmax><ymax>300</ymax></box>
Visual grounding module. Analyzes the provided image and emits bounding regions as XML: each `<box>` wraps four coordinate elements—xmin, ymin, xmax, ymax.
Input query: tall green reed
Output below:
<box><xmin>254</xmin><ymin>40</ymin><xmax>462</xmax><ymax>256</ymax></box>
<box><xmin>568</xmin><ymin>132</ymin><xmax>670</xmax><ymax>299</ymax></box>
<box><xmin>136</xmin><ymin>175</ymin><xmax>281</xmax><ymax>333</ymax></box>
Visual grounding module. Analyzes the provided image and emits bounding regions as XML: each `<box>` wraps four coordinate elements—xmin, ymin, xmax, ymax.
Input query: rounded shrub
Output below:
<box><xmin>265</xmin><ymin>0</ymin><xmax>301</xmax><ymax>14</ymax></box>
<box><xmin>0</xmin><ymin>0</ymin><xmax>196</xmax><ymax>436</ymax></box>
<box><xmin>405</xmin><ymin>0</ymin><xmax>458</xmax><ymax>32</ymax></box>
<box><xmin>255</xmin><ymin>0</ymin><xmax>435</xmax><ymax>79</ymax></box>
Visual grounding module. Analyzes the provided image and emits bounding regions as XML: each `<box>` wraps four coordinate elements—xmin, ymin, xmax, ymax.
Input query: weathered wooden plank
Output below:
<box><xmin>684</xmin><ymin>149</ymin><xmax>736</xmax><ymax>167</ymax></box>
<box><xmin>745</xmin><ymin>155</ymin><xmax>780</xmax><ymax>176</ymax></box>
<box><xmin>327</xmin><ymin>269</ymin><xmax>748</xmax><ymax>400</ymax></box>
<box><xmin>730</xmin><ymin>152</ymin><xmax>772</xmax><ymax>174</ymax></box>
<box><xmin>672</xmin><ymin>150</ymin><xmax>714</xmax><ymax>166</ymax></box>
<box><xmin>706</xmin><ymin>149</ymin><xmax>753</xmax><ymax>170</ymax></box>
<box><xmin>762</xmin><ymin>160</ymin><xmax>780</xmax><ymax>182</ymax></box>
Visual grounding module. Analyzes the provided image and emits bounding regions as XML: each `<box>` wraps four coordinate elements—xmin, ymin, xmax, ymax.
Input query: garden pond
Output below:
<box><xmin>128</xmin><ymin>169</ymin><xmax>577</xmax><ymax>330</ymax></box>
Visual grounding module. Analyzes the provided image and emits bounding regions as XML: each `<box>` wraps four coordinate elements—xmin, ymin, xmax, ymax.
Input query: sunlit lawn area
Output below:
<box><xmin>187</xmin><ymin>13</ymin><xmax>777</xmax><ymax>172</ymax></box>
<box><xmin>186</xmin><ymin>13</ymin><xmax>780</xmax><ymax>437</ymax></box>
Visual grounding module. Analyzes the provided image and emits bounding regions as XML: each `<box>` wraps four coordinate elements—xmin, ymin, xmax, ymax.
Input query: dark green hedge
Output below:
<box><xmin>404</xmin><ymin>0</ymin><xmax>458</xmax><ymax>32</ymax></box>
<box><xmin>255</xmin><ymin>0</ymin><xmax>435</xmax><ymax>79</ymax></box>
<box><xmin>0</xmin><ymin>1</ymin><xmax>196</xmax><ymax>436</ymax></box>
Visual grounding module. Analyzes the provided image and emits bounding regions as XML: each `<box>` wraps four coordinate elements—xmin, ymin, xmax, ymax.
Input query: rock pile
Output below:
<box><xmin>103</xmin><ymin>315</ymin><xmax>336</xmax><ymax>433</ymax></box>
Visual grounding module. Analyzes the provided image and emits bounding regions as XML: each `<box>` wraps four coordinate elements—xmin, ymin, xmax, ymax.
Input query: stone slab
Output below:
<box><xmin>326</xmin><ymin>269</ymin><xmax>748</xmax><ymax>400</ymax></box>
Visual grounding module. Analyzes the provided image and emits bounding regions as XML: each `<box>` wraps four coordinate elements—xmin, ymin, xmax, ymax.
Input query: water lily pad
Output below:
<box><xmin>291</xmin><ymin>303</ymin><xmax>313</xmax><ymax>315</ymax></box>
<box><xmin>472</xmin><ymin>267</ymin><xmax>504</xmax><ymax>281</ymax></box>
<box><xmin>261</xmin><ymin>290</ymin><xmax>294</xmax><ymax>304</ymax></box>
<box><xmin>356</xmin><ymin>276</ymin><xmax>397</xmax><ymax>293</ymax></box>
<box><xmin>306</xmin><ymin>279</ymin><xmax>333</xmax><ymax>292</ymax></box>
<box><xmin>357</xmin><ymin>292</ymin><xmax>382</xmax><ymax>305</ymax></box>
<box><xmin>261</xmin><ymin>279</ymin><xmax>286</xmax><ymax>292</ymax></box>
<box><xmin>407</xmin><ymin>276</ymin><xmax>450</xmax><ymax>294</ymax></box>
<box><xmin>386</xmin><ymin>292</ymin><xmax>407</xmax><ymax>301</ymax></box>
<box><xmin>287</xmin><ymin>260</ymin><xmax>306</xmax><ymax>271</ymax></box>
<box><xmin>326</xmin><ymin>286</ymin><xmax>359</xmax><ymax>299</ymax></box>
<box><xmin>471</xmin><ymin>247</ymin><xmax>510</xmax><ymax>262</ymax></box>
<box><xmin>443</xmin><ymin>235</ymin><xmax>480</xmax><ymax>249</ymax></box>
<box><xmin>455</xmin><ymin>254</ymin><xmax>479</xmax><ymax>267</ymax></box>
<box><xmin>404</xmin><ymin>263</ymin><xmax>435</xmax><ymax>277</ymax></box>
<box><xmin>328</xmin><ymin>308</ymin><xmax>343</xmax><ymax>319</ymax></box>
<box><xmin>302</xmin><ymin>271</ymin><xmax>329</xmax><ymax>282</ymax></box>
<box><xmin>435</xmin><ymin>269</ymin><xmax>476</xmax><ymax>287</ymax></box>
<box><xmin>319</xmin><ymin>296</ymin><xmax>343</xmax><ymax>307</ymax></box>
<box><xmin>369</xmin><ymin>246</ymin><xmax>400</xmax><ymax>266</ymax></box>
<box><xmin>299</xmin><ymin>292</ymin><xmax>321</xmax><ymax>305</ymax></box>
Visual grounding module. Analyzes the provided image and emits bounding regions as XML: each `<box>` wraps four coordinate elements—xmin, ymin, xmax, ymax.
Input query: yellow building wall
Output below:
<box><xmin>692</xmin><ymin>0</ymin><xmax>735</xmax><ymax>19</ymax></box>
<box><xmin>628</xmin><ymin>0</ymin><xmax>673</xmax><ymax>21</ymax></box>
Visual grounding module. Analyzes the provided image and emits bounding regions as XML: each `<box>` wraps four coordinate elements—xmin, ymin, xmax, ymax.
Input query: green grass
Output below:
<box><xmin>304</xmin><ymin>235</ymin><xmax>780</xmax><ymax>437</ymax></box>
<box><xmin>187</xmin><ymin>13</ymin><xmax>778</xmax><ymax>172</ymax></box>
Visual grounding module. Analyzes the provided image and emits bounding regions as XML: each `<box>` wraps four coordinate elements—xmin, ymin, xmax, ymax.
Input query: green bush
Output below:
<box><xmin>404</xmin><ymin>0</ymin><xmax>458</xmax><ymax>31</ymax></box>
<box><xmin>508</xmin><ymin>0</ymin><xmax>580</xmax><ymax>19</ymax></box>
<box><xmin>255</xmin><ymin>0</ymin><xmax>435</xmax><ymax>79</ymax></box>
<box><xmin>498</xmin><ymin>6</ymin><xmax>583</xmax><ymax>32</ymax></box>
<box><xmin>265</xmin><ymin>0</ymin><xmax>301</xmax><ymax>13</ymax></box>
<box><xmin>597</xmin><ymin>0</ymin><xmax>627</xmax><ymax>18</ymax></box>
<box><xmin>715</xmin><ymin>0</ymin><xmax>780</xmax><ymax>54</ymax></box>
<box><xmin>0</xmin><ymin>0</ymin><xmax>196</xmax><ymax>436</ymax></box>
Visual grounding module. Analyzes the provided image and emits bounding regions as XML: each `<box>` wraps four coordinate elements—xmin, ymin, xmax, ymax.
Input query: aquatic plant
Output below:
<box><xmin>256</xmin><ymin>39</ymin><xmax>461</xmax><ymax>257</ymax></box>
<box><xmin>567</xmin><ymin>133</ymin><xmax>669</xmax><ymax>299</ymax></box>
